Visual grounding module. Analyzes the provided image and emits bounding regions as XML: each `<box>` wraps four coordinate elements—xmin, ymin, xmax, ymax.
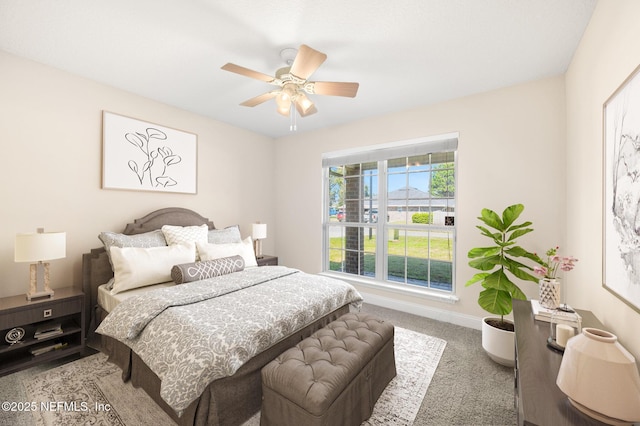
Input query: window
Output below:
<box><xmin>322</xmin><ymin>135</ymin><xmax>457</xmax><ymax>294</ymax></box>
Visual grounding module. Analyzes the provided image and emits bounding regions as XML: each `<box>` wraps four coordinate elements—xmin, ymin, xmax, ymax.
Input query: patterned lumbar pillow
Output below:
<box><xmin>171</xmin><ymin>255</ymin><xmax>245</xmax><ymax>284</ymax></box>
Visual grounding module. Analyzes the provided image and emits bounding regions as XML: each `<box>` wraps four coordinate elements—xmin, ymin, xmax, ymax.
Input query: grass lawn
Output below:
<box><xmin>329</xmin><ymin>234</ymin><xmax>453</xmax><ymax>285</ymax></box>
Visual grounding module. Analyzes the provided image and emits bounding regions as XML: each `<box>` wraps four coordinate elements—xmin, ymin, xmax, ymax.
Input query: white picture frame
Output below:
<box><xmin>102</xmin><ymin>111</ymin><xmax>197</xmax><ymax>194</ymax></box>
<box><xmin>603</xmin><ymin>64</ymin><xmax>640</xmax><ymax>313</ymax></box>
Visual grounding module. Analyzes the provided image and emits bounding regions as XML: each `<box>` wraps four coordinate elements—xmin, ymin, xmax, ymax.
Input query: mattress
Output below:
<box><xmin>97</xmin><ymin>279</ymin><xmax>175</xmax><ymax>313</ymax></box>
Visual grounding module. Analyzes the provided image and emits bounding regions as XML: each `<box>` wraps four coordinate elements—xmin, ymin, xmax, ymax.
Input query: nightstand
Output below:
<box><xmin>0</xmin><ymin>287</ymin><xmax>85</xmax><ymax>377</ymax></box>
<box><xmin>256</xmin><ymin>254</ymin><xmax>278</xmax><ymax>266</ymax></box>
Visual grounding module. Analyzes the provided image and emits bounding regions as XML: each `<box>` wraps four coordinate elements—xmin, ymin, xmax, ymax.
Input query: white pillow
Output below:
<box><xmin>196</xmin><ymin>237</ymin><xmax>257</xmax><ymax>268</ymax></box>
<box><xmin>110</xmin><ymin>243</ymin><xmax>196</xmax><ymax>294</ymax></box>
<box><xmin>161</xmin><ymin>224</ymin><xmax>208</xmax><ymax>246</ymax></box>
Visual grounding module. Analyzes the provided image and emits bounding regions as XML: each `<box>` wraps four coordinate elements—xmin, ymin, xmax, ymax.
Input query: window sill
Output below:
<box><xmin>319</xmin><ymin>271</ymin><xmax>459</xmax><ymax>304</ymax></box>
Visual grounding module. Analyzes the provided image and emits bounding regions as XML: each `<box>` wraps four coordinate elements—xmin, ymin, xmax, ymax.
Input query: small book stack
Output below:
<box><xmin>34</xmin><ymin>322</ymin><xmax>63</xmax><ymax>340</ymax></box>
<box><xmin>29</xmin><ymin>341</ymin><xmax>67</xmax><ymax>356</ymax></box>
<box><xmin>531</xmin><ymin>299</ymin><xmax>575</xmax><ymax>323</ymax></box>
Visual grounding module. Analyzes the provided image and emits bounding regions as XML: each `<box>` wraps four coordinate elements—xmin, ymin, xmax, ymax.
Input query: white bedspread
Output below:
<box><xmin>97</xmin><ymin>279</ymin><xmax>175</xmax><ymax>313</ymax></box>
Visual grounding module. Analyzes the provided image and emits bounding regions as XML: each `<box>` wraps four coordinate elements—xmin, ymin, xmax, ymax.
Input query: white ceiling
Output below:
<box><xmin>0</xmin><ymin>0</ymin><xmax>597</xmax><ymax>138</ymax></box>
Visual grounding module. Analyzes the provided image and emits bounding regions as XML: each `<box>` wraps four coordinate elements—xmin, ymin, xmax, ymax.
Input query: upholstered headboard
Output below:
<box><xmin>81</xmin><ymin>207</ymin><xmax>215</xmax><ymax>334</ymax></box>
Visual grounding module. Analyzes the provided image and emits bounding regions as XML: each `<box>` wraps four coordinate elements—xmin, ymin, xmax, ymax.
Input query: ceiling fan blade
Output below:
<box><xmin>221</xmin><ymin>63</ymin><xmax>275</xmax><ymax>83</ymax></box>
<box><xmin>294</xmin><ymin>94</ymin><xmax>317</xmax><ymax>117</ymax></box>
<box><xmin>240</xmin><ymin>92</ymin><xmax>278</xmax><ymax>107</ymax></box>
<box><xmin>312</xmin><ymin>81</ymin><xmax>359</xmax><ymax>97</ymax></box>
<box><xmin>290</xmin><ymin>44</ymin><xmax>327</xmax><ymax>80</ymax></box>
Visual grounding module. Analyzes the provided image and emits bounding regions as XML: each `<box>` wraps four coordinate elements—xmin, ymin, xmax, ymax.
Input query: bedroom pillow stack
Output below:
<box><xmin>99</xmin><ymin>224</ymin><xmax>252</xmax><ymax>295</ymax></box>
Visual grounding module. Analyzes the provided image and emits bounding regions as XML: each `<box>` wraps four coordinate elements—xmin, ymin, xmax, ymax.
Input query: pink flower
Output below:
<box><xmin>533</xmin><ymin>266</ymin><xmax>548</xmax><ymax>277</ymax></box>
<box><xmin>537</xmin><ymin>247</ymin><xmax>578</xmax><ymax>279</ymax></box>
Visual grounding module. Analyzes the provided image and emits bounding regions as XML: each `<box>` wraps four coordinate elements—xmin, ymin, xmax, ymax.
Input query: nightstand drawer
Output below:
<box><xmin>0</xmin><ymin>297</ymin><xmax>82</xmax><ymax>329</ymax></box>
<box><xmin>257</xmin><ymin>255</ymin><xmax>278</xmax><ymax>266</ymax></box>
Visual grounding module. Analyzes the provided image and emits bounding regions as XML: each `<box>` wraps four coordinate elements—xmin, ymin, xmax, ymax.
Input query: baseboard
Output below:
<box><xmin>358</xmin><ymin>290</ymin><xmax>483</xmax><ymax>330</ymax></box>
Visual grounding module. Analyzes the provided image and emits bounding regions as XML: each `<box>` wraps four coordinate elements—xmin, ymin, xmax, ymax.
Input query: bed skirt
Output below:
<box><xmin>99</xmin><ymin>304</ymin><xmax>351</xmax><ymax>426</ymax></box>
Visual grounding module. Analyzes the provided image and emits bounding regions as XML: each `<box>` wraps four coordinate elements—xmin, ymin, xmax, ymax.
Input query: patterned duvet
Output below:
<box><xmin>96</xmin><ymin>266</ymin><xmax>362</xmax><ymax>416</ymax></box>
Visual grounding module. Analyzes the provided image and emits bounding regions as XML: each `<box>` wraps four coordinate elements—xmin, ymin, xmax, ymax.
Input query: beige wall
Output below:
<box><xmin>0</xmin><ymin>51</ymin><xmax>276</xmax><ymax>299</ymax></box>
<box><xmin>274</xmin><ymin>76</ymin><xmax>567</xmax><ymax>324</ymax></box>
<box><xmin>565</xmin><ymin>0</ymin><xmax>640</xmax><ymax>358</ymax></box>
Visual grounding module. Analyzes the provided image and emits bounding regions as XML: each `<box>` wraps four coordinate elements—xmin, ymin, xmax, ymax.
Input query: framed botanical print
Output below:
<box><xmin>102</xmin><ymin>111</ymin><xmax>197</xmax><ymax>194</ymax></box>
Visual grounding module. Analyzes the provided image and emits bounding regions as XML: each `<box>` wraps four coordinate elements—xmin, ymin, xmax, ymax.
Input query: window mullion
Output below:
<box><xmin>376</xmin><ymin>161</ymin><xmax>388</xmax><ymax>281</ymax></box>
<box><xmin>322</xmin><ymin>166</ymin><xmax>330</xmax><ymax>271</ymax></box>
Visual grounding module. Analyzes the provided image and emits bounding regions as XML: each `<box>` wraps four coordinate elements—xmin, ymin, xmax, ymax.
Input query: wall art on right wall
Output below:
<box><xmin>603</xmin><ymin>63</ymin><xmax>640</xmax><ymax>313</ymax></box>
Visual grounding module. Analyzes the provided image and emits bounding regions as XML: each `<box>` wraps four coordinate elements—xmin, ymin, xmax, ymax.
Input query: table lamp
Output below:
<box><xmin>252</xmin><ymin>223</ymin><xmax>267</xmax><ymax>259</ymax></box>
<box><xmin>15</xmin><ymin>228</ymin><xmax>66</xmax><ymax>301</ymax></box>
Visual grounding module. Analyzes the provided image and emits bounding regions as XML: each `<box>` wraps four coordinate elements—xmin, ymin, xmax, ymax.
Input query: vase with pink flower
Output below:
<box><xmin>534</xmin><ymin>246</ymin><xmax>578</xmax><ymax>310</ymax></box>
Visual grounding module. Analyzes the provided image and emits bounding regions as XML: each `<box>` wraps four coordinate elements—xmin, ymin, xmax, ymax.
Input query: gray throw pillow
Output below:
<box><xmin>208</xmin><ymin>226</ymin><xmax>242</xmax><ymax>244</ymax></box>
<box><xmin>99</xmin><ymin>229</ymin><xmax>168</xmax><ymax>268</ymax></box>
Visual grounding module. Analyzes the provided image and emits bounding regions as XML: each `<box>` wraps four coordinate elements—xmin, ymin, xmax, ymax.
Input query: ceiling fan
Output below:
<box><xmin>221</xmin><ymin>44</ymin><xmax>359</xmax><ymax>118</ymax></box>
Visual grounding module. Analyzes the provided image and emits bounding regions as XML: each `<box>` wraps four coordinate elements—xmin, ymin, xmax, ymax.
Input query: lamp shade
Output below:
<box><xmin>556</xmin><ymin>327</ymin><xmax>640</xmax><ymax>424</ymax></box>
<box><xmin>15</xmin><ymin>232</ymin><xmax>66</xmax><ymax>262</ymax></box>
<box><xmin>252</xmin><ymin>223</ymin><xmax>267</xmax><ymax>240</ymax></box>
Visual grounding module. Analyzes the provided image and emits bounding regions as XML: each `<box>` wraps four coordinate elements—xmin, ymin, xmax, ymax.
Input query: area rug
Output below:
<box><xmin>21</xmin><ymin>327</ymin><xmax>445</xmax><ymax>426</ymax></box>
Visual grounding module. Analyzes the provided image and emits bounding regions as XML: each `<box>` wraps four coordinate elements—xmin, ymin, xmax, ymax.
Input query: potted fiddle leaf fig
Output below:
<box><xmin>466</xmin><ymin>203</ymin><xmax>541</xmax><ymax>366</ymax></box>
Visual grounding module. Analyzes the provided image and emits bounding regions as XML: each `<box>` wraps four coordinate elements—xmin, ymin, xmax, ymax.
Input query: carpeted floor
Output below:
<box><xmin>362</xmin><ymin>304</ymin><xmax>516</xmax><ymax>426</ymax></box>
<box><xmin>0</xmin><ymin>303</ymin><xmax>515</xmax><ymax>426</ymax></box>
<box><xmin>1</xmin><ymin>325</ymin><xmax>444</xmax><ymax>426</ymax></box>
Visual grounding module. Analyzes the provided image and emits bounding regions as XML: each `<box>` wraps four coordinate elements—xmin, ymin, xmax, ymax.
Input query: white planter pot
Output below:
<box><xmin>482</xmin><ymin>317</ymin><xmax>515</xmax><ymax>367</ymax></box>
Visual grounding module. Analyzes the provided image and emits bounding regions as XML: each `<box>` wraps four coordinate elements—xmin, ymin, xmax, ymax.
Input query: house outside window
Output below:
<box><xmin>322</xmin><ymin>134</ymin><xmax>458</xmax><ymax>296</ymax></box>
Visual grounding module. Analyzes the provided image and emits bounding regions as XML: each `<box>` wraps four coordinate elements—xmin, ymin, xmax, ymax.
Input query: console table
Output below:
<box><xmin>513</xmin><ymin>299</ymin><xmax>607</xmax><ymax>426</ymax></box>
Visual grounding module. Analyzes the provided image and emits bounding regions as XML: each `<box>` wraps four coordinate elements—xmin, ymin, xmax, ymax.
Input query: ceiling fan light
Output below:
<box><xmin>276</xmin><ymin>102</ymin><xmax>291</xmax><ymax>117</ymax></box>
<box><xmin>299</xmin><ymin>96</ymin><xmax>313</xmax><ymax>112</ymax></box>
<box><xmin>275</xmin><ymin>92</ymin><xmax>290</xmax><ymax>109</ymax></box>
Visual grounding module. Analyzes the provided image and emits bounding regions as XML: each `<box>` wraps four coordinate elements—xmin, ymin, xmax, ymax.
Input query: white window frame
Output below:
<box><xmin>321</xmin><ymin>133</ymin><xmax>459</xmax><ymax>302</ymax></box>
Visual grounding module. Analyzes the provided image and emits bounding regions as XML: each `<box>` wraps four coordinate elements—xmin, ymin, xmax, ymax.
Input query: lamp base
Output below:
<box><xmin>568</xmin><ymin>398</ymin><xmax>634</xmax><ymax>426</ymax></box>
<box><xmin>26</xmin><ymin>262</ymin><xmax>55</xmax><ymax>301</ymax></box>
<box><xmin>254</xmin><ymin>239</ymin><xmax>263</xmax><ymax>259</ymax></box>
<box><xmin>26</xmin><ymin>289</ymin><xmax>54</xmax><ymax>301</ymax></box>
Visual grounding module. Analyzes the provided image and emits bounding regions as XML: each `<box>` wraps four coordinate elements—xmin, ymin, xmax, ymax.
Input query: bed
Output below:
<box><xmin>82</xmin><ymin>207</ymin><xmax>362</xmax><ymax>426</ymax></box>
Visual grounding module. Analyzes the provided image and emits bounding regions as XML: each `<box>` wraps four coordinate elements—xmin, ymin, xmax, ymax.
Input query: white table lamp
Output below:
<box><xmin>15</xmin><ymin>228</ymin><xmax>66</xmax><ymax>301</ymax></box>
<box><xmin>252</xmin><ymin>223</ymin><xmax>267</xmax><ymax>259</ymax></box>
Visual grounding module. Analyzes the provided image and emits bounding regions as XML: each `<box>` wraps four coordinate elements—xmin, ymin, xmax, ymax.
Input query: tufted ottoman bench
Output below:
<box><xmin>260</xmin><ymin>312</ymin><xmax>396</xmax><ymax>426</ymax></box>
